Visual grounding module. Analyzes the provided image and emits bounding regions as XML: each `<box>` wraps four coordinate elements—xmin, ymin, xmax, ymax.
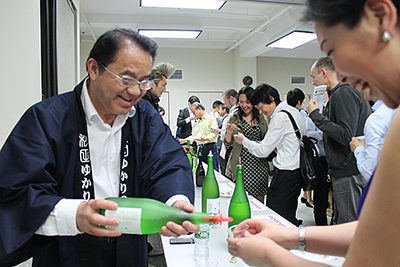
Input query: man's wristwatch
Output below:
<box><xmin>298</xmin><ymin>225</ymin><xmax>306</xmax><ymax>251</ymax></box>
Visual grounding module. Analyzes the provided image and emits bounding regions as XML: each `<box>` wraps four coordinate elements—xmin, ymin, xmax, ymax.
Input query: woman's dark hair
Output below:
<box><xmin>237</xmin><ymin>86</ymin><xmax>260</xmax><ymax>122</ymax></box>
<box><xmin>251</xmin><ymin>84</ymin><xmax>281</xmax><ymax>106</ymax></box>
<box><xmin>304</xmin><ymin>0</ymin><xmax>400</xmax><ymax>28</ymax></box>
<box><xmin>87</xmin><ymin>28</ymin><xmax>158</xmax><ymax>72</ymax></box>
<box><xmin>287</xmin><ymin>88</ymin><xmax>305</xmax><ymax>107</ymax></box>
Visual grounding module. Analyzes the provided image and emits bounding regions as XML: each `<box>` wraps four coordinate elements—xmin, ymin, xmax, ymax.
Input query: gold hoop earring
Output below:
<box><xmin>382</xmin><ymin>31</ymin><xmax>393</xmax><ymax>42</ymax></box>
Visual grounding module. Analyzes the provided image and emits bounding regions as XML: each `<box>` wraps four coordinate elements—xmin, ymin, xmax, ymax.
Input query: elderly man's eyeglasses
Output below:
<box><xmin>100</xmin><ymin>63</ymin><xmax>153</xmax><ymax>91</ymax></box>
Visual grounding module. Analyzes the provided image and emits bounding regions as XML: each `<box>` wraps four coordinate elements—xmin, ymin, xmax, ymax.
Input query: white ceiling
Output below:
<box><xmin>79</xmin><ymin>0</ymin><xmax>324</xmax><ymax>59</ymax></box>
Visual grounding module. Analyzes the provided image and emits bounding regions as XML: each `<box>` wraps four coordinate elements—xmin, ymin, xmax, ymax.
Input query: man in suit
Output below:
<box><xmin>176</xmin><ymin>95</ymin><xmax>200</xmax><ymax>139</ymax></box>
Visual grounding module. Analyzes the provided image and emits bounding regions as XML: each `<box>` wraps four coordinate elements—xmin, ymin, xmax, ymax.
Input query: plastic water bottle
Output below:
<box><xmin>194</xmin><ymin>224</ymin><xmax>210</xmax><ymax>266</ymax></box>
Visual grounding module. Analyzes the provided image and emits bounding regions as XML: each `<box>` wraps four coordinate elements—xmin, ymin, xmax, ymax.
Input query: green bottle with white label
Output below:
<box><xmin>228</xmin><ymin>161</ymin><xmax>251</xmax><ymax>227</ymax></box>
<box><xmin>99</xmin><ymin>197</ymin><xmax>232</xmax><ymax>234</ymax></box>
<box><xmin>201</xmin><ymin>151</ymin><xmax>220</xmax><ymax>214</ymax></box>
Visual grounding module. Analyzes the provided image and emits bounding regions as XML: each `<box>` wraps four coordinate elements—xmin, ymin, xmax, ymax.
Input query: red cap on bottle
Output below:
<box><xmin>203</xmin><ymin>214</ymin><xmax>233</xmax><ymax>224</ymax></box>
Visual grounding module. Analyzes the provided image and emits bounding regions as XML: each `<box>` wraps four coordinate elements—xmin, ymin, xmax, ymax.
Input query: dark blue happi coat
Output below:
<box><xmin>0</xmin><ymin>81</ymin><xmax>194</xmax><ymax>267</ymax></box>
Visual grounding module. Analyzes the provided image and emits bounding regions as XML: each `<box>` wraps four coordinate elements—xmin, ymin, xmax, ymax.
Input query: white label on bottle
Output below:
<box><xmin>206</xmin><ymin>198</ymin><xmax>220</xmax><ymax>214</ymax></box>
<box><xmin>104</xmin><ymin>207</ymin><xmax>142</xmax><ymax>234</ymax></box>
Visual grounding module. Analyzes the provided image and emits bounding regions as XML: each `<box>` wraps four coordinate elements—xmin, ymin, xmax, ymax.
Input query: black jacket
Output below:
<box><xmin>142</xmin><ymin>91</ymin><xmax>160</xmax><ymax>111</ymax></box>
<box><xmin>176</xmin><ymin>107</ymin><xmax>192</xmax><ymax>138</ymax></box>
<box><xmin>309</xmin><ymin>83</ymin><xmax>371</xmax><ymax>178</ymax></box>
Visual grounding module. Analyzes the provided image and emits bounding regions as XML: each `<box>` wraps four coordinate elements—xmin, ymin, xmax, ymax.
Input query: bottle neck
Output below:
<box><xmin>177</xmin><ymin>211</ymin><xmax>213</xmax><ymax>225</ymax></box>
<box><xmin>232</xmin><ymin>165</ymin><xmax>247</xmax><ymax>199</ymax></box>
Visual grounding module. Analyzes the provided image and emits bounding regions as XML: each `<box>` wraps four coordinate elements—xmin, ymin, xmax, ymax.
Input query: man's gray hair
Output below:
<box><xmin>150</xmin><ymin>62</ymin><xmax>176</xmax><ymax>84</ymax></box>
<box><xmin>192</xmin><ymin>102</ymin><xmax>205</xmax><ymax>111</ymax></box>
<box><xmin>314</xmin><ymin>57</ymin><xmax>336</xmax><ymax>73</ymax></box>
<box><xmin>223</xmin><ymin>88</ymin><xmax>238</xmax><ymax>99</ymax></box>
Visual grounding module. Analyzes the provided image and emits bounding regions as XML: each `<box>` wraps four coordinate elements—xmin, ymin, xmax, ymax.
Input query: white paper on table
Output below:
<box><xmin>248</xmin><ymin>196</ymin><xmax>269</xmax><ymax>212</ymax></box>
<box><xmin>252</xmin><ymin>213</ymin><xmax>295</xmax><ymax>228</ymax></box>
<box><xmin>313</xmin><ymin>85</ymin><xmax>328</xmax><ymax>114</ymax></box>
<box><xmin>291</xmin><ymin>250</ymin><xmax>345</xmax><ymax>267</ymax></box>
<box><xmin>219</xmin><ymin>182</ymin><xmax>234</xmax><ymax>197</ymax></box>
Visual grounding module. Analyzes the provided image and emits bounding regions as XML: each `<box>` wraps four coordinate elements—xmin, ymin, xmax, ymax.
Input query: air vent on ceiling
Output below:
<box><xmin>170</xmin><ymin>69</ymin><xmax>183</xmax><ymax>80</ymax></box>
<box><xmin>290</xmin><ymin>76</ymin><xmax>305</xmax><ymax>84</ymax></box>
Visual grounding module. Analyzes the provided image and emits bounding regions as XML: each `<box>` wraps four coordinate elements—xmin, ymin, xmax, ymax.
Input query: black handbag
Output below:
<box><xmin>280</xmin><ymin>110</ymin><xmax>318</xmax><ymax>188</ymax></box>
<box><xmin>266</xmin><ymin>150</ymin><xmax>277</xmax><ymax>162</ymax></box>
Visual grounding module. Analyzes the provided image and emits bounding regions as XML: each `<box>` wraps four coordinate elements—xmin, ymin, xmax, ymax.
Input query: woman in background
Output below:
<box><xmin>227</xmin><ymin>0</ymin><xmax>400</xmax><ymax>266</ymax></box>
<box><xmin>224</xmin><ymin>87</ymin><xmax>269</xmax><ymax>203</ymax></box>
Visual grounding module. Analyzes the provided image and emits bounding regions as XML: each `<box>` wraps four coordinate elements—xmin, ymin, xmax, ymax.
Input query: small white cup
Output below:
<box><xmin>355</xmin><ymin>135</ymin><xmax>365</xmax><ymax>141</ymax></box>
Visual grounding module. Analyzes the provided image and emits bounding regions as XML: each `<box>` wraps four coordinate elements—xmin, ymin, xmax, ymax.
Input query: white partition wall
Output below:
<box><xmin>0</xmin><ymin>1</ymin><xmax>42</xmax><ymax>147</ymax></box>
<box><xmin>57</xmin><ymin>0</ymin><xmax>80</xmax><ymax>93</ymax></box>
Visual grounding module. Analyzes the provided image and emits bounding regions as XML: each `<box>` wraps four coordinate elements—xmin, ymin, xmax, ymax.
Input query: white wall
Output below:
<box><xmin>79</xmin><ymin>40</ymin><xmax>318</xmax><ymax>135</ymax></box>
<box><xmin>256</xmin><ymin>57</ymin><xmax>316</xmax><ymax>96</ymax></box>
<box><xmin>57</xmin><ymin>0</ymin><xmax>80</xmax><ymax>93</ymax></box>
<box><xmin>0</xmin><ymin>1</ymin><xmax>42</xmax><ymax>146</ymax></box>
<box><xmin>156</xmin><ymin>47</ymin><xmax>235</xmax><ymax>135</ymax></box>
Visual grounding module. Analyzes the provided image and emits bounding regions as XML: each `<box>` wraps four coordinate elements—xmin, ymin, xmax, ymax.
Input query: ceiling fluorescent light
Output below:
<box><xmin>139</xmin><ymin>29</ymin><xmax>202</xmax><ymax>39</ymax></box>
<box><xmin>266</xmin><ymin>30</ymin><xmax>317</xmax><ymax>49</ymax></box>
<box><xmin>140</xmin><ymin>0</ymin><xmax>226</xmax><ymax>10</ymax></box>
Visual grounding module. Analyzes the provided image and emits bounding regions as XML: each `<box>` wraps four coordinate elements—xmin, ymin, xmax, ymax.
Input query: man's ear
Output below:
<box><xmin>269</xmin><ymin>96</ymin><xmax>275</xmax><ymax>102</ymax></box>
<box><xmin>87</xmin><ymin>58</ymin><xmax>100</xmax><ymax>80</ymax></box>
<box><xmin>321</xmin><ymin>68</ymin><xmax>328</xmax><ymax>78</ymax></box>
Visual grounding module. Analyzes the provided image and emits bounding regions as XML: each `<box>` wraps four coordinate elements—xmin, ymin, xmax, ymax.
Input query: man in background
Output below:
<box><xmin>217</xmin><ymin>103</ymin><xmax>229</xmax><ymax>174</ymax></box>
<box><xmin>348</xmin><ymin>81</ymin><xmax>396</xmax><ymax>181</ymax></box>
<box><xmin>209</xmin><ymin>100</ymin><xmax>223</xmax><ymax>127</ymax></box>
<box><xmin>176</xmin><ymin>95</ymin><xmax>200</xmax><ymax>139</ymax></box>
<box><xmin>180</xmin><ymin>103</ymin><xmax>219</xmax><ymax>171</ymax></box>
<box><xmin>307</xmin><ymin>57</ymin><xmax>371</xmax><ymax>224</ymax></box>
<box><xmin>287</xmin><ymin>88</ymin><xmax>331</xmax><ymax>226</ymax></box>
<box><xmin>143</xmin><ymin>62</ymin><xmax>176</xmax><ymax>111</ymax></box>
<box><xmin>220</xmin><ymin>89</ymin><xmax>238</xmax><ymax>174</ymax></box>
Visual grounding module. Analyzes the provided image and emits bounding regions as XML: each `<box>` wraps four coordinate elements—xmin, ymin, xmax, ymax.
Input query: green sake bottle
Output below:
<box><xmin>228</xmin><ymin>161</ymin><xmax>251</xmax><ymax>227</ymax></box>
<box><xmin>186</xmin><ymin>140</ymin><xmax>193</xmax><ymax>167</ymax></box>
<box><xmin>201</xmin><ymin>151</ymin><xmax>220</xmax><ymax>214</ymax></box>
<box><xmin>99</xmin><ymin>197</ymin><xmax>232</xmax><ymax>235</ymax></box>
<box><xmin>191</xmin><ymin>141</ymin><xmax>198</xmax><ymax>174</ymax></box>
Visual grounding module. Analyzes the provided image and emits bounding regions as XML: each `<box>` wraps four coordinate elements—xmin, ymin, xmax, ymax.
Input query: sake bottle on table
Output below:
<box><xmin>99</xmin><ymin>197</ymin><xmax>232</xmax><ymax>235</ymax></box>
<box><xmin>186</xmin><ymin>140</ymin><xmax>193</xmax><ymax>167</ymax></box>
<box><xmin>201</xmin><ymin>151</ymin><xmax>220</xmax><ymax>214</ymax></box>
<box><xmin>195</xmin><ymin>154</ymin><xmax>205</xmax><ymax>187</ymax></box>
<box><xmin>228</xmin><ymin>160</ymin><xmax>251</xmax><ymax>227</ymax></box>
<box><xmin>191</xmin><ymin>141</ymin><xmax>198</xmax><ymax>174</ymax></box>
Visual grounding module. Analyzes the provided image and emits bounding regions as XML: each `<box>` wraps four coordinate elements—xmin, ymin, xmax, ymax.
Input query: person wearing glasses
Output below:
<box><xmin>143</xmin><ymin>62</ymin><xmax>176</xmax><ymax>111</ymax></box>
<box><xmin>0</xmin><ymin>28</ymin><xmax>197</xmax><ymax>267</ymax></box>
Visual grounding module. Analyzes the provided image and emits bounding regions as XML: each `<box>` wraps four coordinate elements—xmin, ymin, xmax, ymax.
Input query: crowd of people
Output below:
<box><xmin>1</xmin><ymin>0</ymin><xmax>400</xmax><ymax>265</ymax></box>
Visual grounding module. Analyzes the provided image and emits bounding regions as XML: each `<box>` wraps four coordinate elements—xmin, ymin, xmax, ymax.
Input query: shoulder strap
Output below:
<box><xmin>280</xmin><ymin>110</ymin><xmax>301</xmax><ymax>140</ymax></box>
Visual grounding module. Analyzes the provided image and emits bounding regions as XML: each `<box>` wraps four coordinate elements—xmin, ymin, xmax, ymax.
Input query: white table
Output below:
<box><xmin>162</xmin><ymin>167</ymin><xmax>344</xmax><ymax>267</ymax></box>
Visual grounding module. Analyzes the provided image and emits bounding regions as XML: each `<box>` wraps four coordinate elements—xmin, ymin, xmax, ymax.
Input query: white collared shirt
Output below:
<box><xmin>354</xmin><ymin>100</ymin><xmax>396</xmax><ymax>180</ymax></box>
<box><xmin>242</xmin><ymin>101</ymin><xmax>305</xmax><ymax>170</ymax></box>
